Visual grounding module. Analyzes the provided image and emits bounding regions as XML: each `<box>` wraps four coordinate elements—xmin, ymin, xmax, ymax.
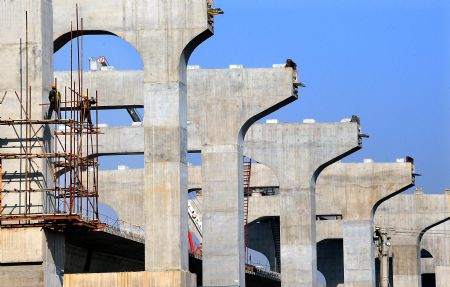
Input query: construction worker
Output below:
<box><xmin>80</xmin><ymin>93</ymin><xmax>96</xmax><ymax>128</ymax></box>
<box><xmin>286</xmin><ymin>58</ymin><xmax>306</xmax><ymax>88</ymax></box>
<box><xmin>285</xmin><ymin>58</ymin><xmax>297</xmax><ymax>70</ymax></box>
<box><xmin>46</xmin><ymin>83</ymin><xmax>61</xmax><ymax>119</ymax></box>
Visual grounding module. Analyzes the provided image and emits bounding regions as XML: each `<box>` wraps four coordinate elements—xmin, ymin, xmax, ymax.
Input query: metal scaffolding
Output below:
<box><xmin>0</xmin><ymin>87</ymin><xmax>101</xmax><ymax>230</ymax></box>
<box><xmin>0</xmin><ymin>8</ymin><xmax>102</xmax><ymax>231</ymax></box>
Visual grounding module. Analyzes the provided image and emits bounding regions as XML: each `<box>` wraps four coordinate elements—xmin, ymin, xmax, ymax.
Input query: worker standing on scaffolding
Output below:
<box><xmin>46</xmin><ymin>83</ymin><xmax>61</xmax><ymax>119</ymax></box>
<box><xmin>80</xmin><ymin>93</ymin><xmax>95</xmax><ymax>129</ymax></box>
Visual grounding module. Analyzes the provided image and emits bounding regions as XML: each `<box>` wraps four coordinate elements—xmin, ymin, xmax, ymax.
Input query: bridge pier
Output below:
<box><xmin>316</xmin><ymin>161</ymin><xmax>415</xmax><ymax>286</ymax></box>
<box><xmin>244</xmin><ymin>121</ymin><xmax>362</xmax><ymax>287</ymax></box>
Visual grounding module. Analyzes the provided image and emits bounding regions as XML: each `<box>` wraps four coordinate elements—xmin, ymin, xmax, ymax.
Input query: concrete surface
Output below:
<box><xmin>421</xmin><ymin>217</ymin><xmax>450</xmax><ymax>287</ymax></box>
<box><xmin>244</xmin><ymin>121</ymin><xmax>362</xmax><ymax>287</ymax></box>
<box><xmin>316</xmin><ymin>162</ymin><xmax>415</xmax><ymax>287</ymax></box>
<box><xmin>97</xmin><ymin>167</ymin><xmax>201</xmax><ymax>228</ymax></box>
<box><xmin>435</xmin><ymin>266</ymin><xmax>450</xmax><ymax>287</ymax></box>
<box><xmin>54</xmin><ymin>0</ymin><xmax>213</xmax><ymax>275</ymax></box>
<box><xmin>64</xmin><ymin>271</ymin><xmax>196</xmax><ymax>287</ymax></box>
<box><xmin>188</xmin><ymin>67</ymin><xmax>297</xmax><ymax>287</ymax></box>
<box><xmin>0</xmin><ymin>1</ymin><xmax>63</xmax><ymax>287</ymax></box>
<box><xmin>57</xmin><ymin>66</ymin><xmax>297</xmax><ymax>287</ymax></box>
<box><xmin>374</xmin><ymin>192</ymin><xmax>450</xmax><ymax>287</ymax></box>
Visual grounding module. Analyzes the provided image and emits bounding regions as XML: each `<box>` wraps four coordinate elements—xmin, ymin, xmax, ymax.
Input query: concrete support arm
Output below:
<box><xmin>57</xmin><ymin>126</ymin><xmax>144</xmax><ymax>156</ymax></box>
<box><xmin>54</xmin><ymin>71</ymin><xmax>144</xmax><ymax>109</ymax></box>
<box><xmin>97</xmin><ymin>167</ymin><xmax>202</xmax><ymax>228</ymax></box>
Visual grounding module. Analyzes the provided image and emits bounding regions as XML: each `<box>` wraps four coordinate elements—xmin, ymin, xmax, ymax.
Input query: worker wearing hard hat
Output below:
<box><xmin>46</xmin><ymin>83</ymin><xmax>61</xmax><ymax>119</ymax></box>
<box><xmin>80</xmin><ymin>92</ymin><xmax>96</xmax><ymax>128</ymax></box>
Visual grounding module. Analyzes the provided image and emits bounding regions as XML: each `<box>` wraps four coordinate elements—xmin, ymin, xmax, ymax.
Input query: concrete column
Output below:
<box><xmin>435</xmin><ymin>266</ymin><xmax>450</xmax><ymax>287</ymax></box>
<box><xmin>135</xmin><ymin>1</ymin><xmax>212</xmax><ymax>276</ymax></box>
<box><xmin>342</xmin><ymin>220</ymin><xmax>375</xmax><ymax>287</ymax></box>
<box><xmin>202</xmin><ymin>145</ymin><xmax>245</xmax><ymax>285</ymax></box>
<box><xmin>245</xmin><ymin>122</ymin><xmax>362</xmax><ymax>287</ymax></box>
<box><xmin>392</xmin><ymin>245</ymin><xmax>421</xmax><ymax>287</ymax></box>
<box><xmin>0</xmin><ymin>1</ymin><xmax>63</xmax><ymax>287</ymax></box>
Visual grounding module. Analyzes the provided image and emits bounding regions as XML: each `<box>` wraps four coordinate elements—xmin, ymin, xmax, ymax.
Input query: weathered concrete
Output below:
<box><xmin>97</xmin><ymin>166</ymin><xmax>201</xmax><ymax>228</ymax></box>
<box><xmin>53</xmin><ymin>0</ymin><xmax>214</xmax><ymax>279</ymax></box>
<box><xmin>0</xmin><ymin>0</ymin><xmax>52</xmax><ymax>215</ymax></box>
<box><xmin>54</xmin><ymin>71</ymin><xmax>143</xmax><ymax>109</ymax></box>
<box><xmin>244</xmin><ymin>121</ymin><xmax>362</xmax><ymax>287</ymax></box>
<box><xmin>0</xmin><ymin>1</ymin><xmax>65</xmax><ymax>287</ymax></box>
<box><xmin>316</xmin><ymin>162</ymin><xmax>415</xmax><ymax>287</ymax></box>
<box><xmin>422</xmin><ymin>218</ymin><xmax>450</xmax><ymax>287</ymax></box>
<box><xmin>0</xmin><ymin>228</ymin><xmax>65</xmax><ymax>287</ymax></box>
<box><xmin>58</xmin><ymin>66</ymin><xmax>297</xmax><ymax>286</ymax></box>
<box><xmin>435</xmin><ymin>266</ymin><xmax>450</xmax><ymax>287</ymax></box>
<box><xmin>189</xmin><ymin>67</ymin><xmax>297</xmax><ymax>287</ymax></box>
<box><xmin>64</xmin><ymin>271</ymin><xmax>196</xmax><ymax>287</ymax></box>
<box><xmin>374</xmin><ymin>192</ymin><xmax>450</xmax><ymax>287</ymax></box>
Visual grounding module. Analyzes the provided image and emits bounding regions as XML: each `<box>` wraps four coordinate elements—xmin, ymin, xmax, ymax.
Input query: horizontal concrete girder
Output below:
<box><xmin>55</xmin><ymin>66</ymin><xmax>297</xmax><ymax>153</ymax></box>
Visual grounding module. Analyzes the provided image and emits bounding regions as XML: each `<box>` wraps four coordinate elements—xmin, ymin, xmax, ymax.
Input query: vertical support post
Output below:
<box><xmin>379</xmin><ymin>229</ymin><xmax>391</xmax><ymax>287</ymax></box>
<box><xmin>0</xmin><ymin>159</ymin><xmax>3</xmax><ymax>215</ymax></box>
<box><xmin>343</xmin><ymin>220</ymin><xmax>376</xmax><ymax>287</ymax></box>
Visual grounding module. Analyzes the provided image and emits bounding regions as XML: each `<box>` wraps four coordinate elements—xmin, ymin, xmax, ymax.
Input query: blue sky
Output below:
<box><xmin>55</xmin><ymin>0</ymin><xmax>450</xmax><ymax>194</ymax></box>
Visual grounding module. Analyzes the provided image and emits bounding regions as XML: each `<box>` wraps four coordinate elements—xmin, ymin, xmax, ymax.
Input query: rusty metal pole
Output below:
<box><xmin>95</xmin><ymin>90</ymin><xmax>99</xmax><ymax>222</ymax></box>
<box><xmin>0</xmin><ymin>159</ymin><xmax>3</xmax><ymax>215</ymax></box>
<box><xmin>24</xmin><ymin>10</ymin><xmax>29</xmax><ymax>215</ymax></box>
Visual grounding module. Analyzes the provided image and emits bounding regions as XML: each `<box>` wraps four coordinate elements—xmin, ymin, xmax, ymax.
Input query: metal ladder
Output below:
<box><xmin>243</xmin><ymin>157</ymin><xmax>252</xmax><ymax>255</ymax></box>
<box><xmin>271</xmin><ymin>217</ymin><xmax>281</xmax><ymax>272</ymax></box>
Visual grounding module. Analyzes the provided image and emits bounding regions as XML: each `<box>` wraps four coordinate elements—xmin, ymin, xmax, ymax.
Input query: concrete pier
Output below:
<box><xmin>0</xmin><ymin>1</ymin><xmax>64</xmax><ymax>287</ymax></box>
<box><xmin>375</xmin><ymin>192</ymin><xmax>450</xmax><ymax>287</ymax></box>
<box><xmin>316</xmin><ymin>161</ymin><xmax>415</xmax><ymax>287</ymax></box>
<box><xmin>54</xmin><ymin>0</ymin><xmax>213</xmax><ymax>285</ymax></box>
<box><xmin>188</xmin><ymin>67</ymin><xmax>297</xmax><ymax>287</ymax></box>
<box><xmin>244</xmin><ymin>121</ymin><xmax>362</xmax><ymax>287</ymax></box>
<box><xmin>57</xmin><ymin>66</ymin><xmax>297</xmax><ymax>286</ymax></box>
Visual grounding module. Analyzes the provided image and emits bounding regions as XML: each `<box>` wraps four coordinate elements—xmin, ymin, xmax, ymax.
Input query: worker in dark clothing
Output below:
<box><xmin>286</xmin><ymin>58</ymin><xmax>306</xmax><ymax>88</ymax></box>
<box><xmin>285</xmin><ymin>58</ymin><xmax>297</xmax><ymax>70</ymax></box>
<box><xmin>47</xmin><ymin>83</ymin><xmax>61</xmax><ymax>119</ymax></box>
<box><xmin>80</xmin><ymin>93</ymin><xmax>96</xmax><ymax>128</ymax></box>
